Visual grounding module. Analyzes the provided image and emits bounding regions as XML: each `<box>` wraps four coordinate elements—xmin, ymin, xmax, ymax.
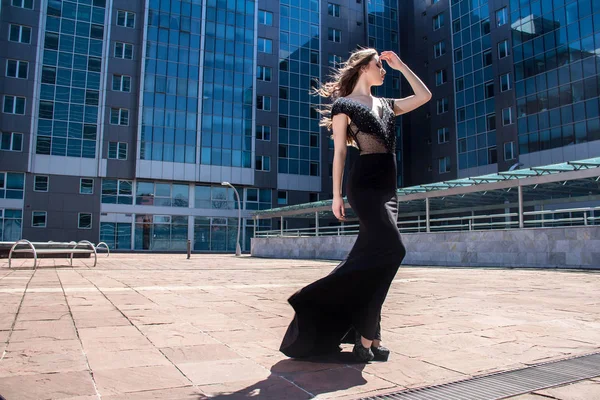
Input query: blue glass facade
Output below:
<box><xmin>141</xmin><ymin>0</ymin><xmax>202</xmax><ymax>163</ymax></box>
<box><xmin>512</xmin><ymin>0</ymin><xmax>600</xmax><ymax>154</ymax></box>
<box><xmin>36</xmin><ymin>0</ymin><xmax>106</xmax><ymax>158</ymax></box>
<box><xmin>451</xmin><ymin>0</ymin><xmax>498</xmax><ymax>170</ymax></box>
<box><xmin>277</xmin><ymin>0</ymin><xmax>321</xmax><ymax>176</ymax></box>
<box><xmin>200</xmin><ymin>0</ymin><xmax>255</xmax><ymax>168</ymax></box>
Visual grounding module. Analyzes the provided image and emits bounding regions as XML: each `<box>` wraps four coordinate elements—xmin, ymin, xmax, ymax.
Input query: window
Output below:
<box><xmin>9</xmin><ymin>25</ymin><xmax>31</xmax><ymax>44</ymax></box>
<box><xmin>368</xmin><ymin>37</ymin><xmax>376</xmax><ymax>47</ymax></box>
<box><xmin>258</xmin><ymin>38</ymin><xmax>272</xmax><ymax>53</ymax></box>
<box><xmin>78</xmin><ymin>213</ymin><xmax>92</xmax><ymax>229</ymax></box>
<box><xmin>504</xmin><ymin>141</ymin><xmax>515</xmax><ymax>160</ymax></box>
<box><xmin>454</xmin><ymin>48</ymin><xmax>463</xmax><ymax>62</ymax></box>
<box><xmin>432</xmin><ymin>0</ymin><xmax>439</xmax><ymax>3</ymax></box>
<box><xmin>500</xmin><ymin>73</ymin><xmax>511</xmax><ymax>92</ymax></box>
<box><xmin>439</xmin><ymin>156</ymin><xmax>451</xmax><ymax>173</ymax></box>
<box><xmin>437</xmin><ymin>98</ymin><xmax>449</xmax><ymax>114</ymax></box>
<box><xmin>486</xmin><ymin>114</ymin><xmax>496</xmax><ymax>130</ymax></box>
<box><xmin>435</xmin><ymin>69</ymin><xmax>447</xmax><ymax>86</ymax></box>
<box><xmin>80</xmin><ymin>178</ymin><xmax>94</xmax><ymax>194</ymax></box>
<box><xmin>112</xmin><ymin>75</ymin><xmax>131</xmax><ymax>92</ymax></box>
<box><xmin>257</xmin><ymin>95</ymin><xmax>271</xmax><ymax>111</ymax></box>
<box><xmin>328</xmin><ymin>28</ymin><xmax>342</xmax><ymax>43</ymax></box>
<box><xmin>277</xmin><ymin>190</ymin><xmax>288</xmax><ymax>205</ymax></box>
<box><xmin>483</xmin><ymin>50</ymin><xmax>493</xmax><ymax>66</ymax></box>
<box><xmin>485</xmin><ymin>81</ymin><xmax>495</xmax><ymax>98</ymax></box>
<box><xmin>392</xmin><ymin>77</ymin><xmax>400</xmax><ymax>90</ymax></box>
<box><xmin>437</xmin><ymin>127</ymin><xmax>449</xmax><ymax>143</ymax></box>
<box><xmin>489</xmin><ymin>147</ymin><xmax>498</xmax><ymax>164</ymax></box>
<box><xmin>434</xmin><ymin>41</ymin><xmax>446</xmax><ymax>58</ymax></box>
<box><xmin>116</xmin><ymin>10</ymin><xmax>135</xmax><ymax>28</ymax></box>
<box><xmin>453</xmin><ymin>18</ymin><xmax>461</xmax><ymax>33</ymax></box>
<box><xmin>310</xmin><ymin>50</ymin><xmax>319</xmax><ymax>64</ymax></box>
<box><xmin>3</xmin><ymin>96</ymin><xmax>26</xmax><ymax>115</ymax></box>
<box><xmin>11</xmin><ymin>0</ymin><xmax>33</xmax><ymax>9</ymax></box>
<box><xmin>257</xmin><ymin>66</ymin><xmax>272</xmax><ymax>81</ymax></box>
<box><xmin>390</xmin><ymin>9</ymin><xmax>397</xmax><ymax>20</ymax></box>
<box><xmin>6</xmin><ymin>60</ymin><xmax>28</xmax><ymax>79</ymax></box>
<box><xmin>0</xmin><ymin>132</ymin><xmax>23</xmax><ymax>151</ymax></box>
<box><xmin>114</xmin><ymin>42</ymin><xmax>133</xmax><ymax>59</ymax></box>
<box><xmin>108</xmin><ymin>142</ymin><xmax>127</xmax><ymax>160</ymax></box>
<box><xmin>256</xmin><ymin>156</ymin><xmax>270</xmax><ymax>171</ymax></box>
<box><xmin>258</xmin><ymin>10</ymin><xmax>273</xmax><ymax>25</ymax></box>
<box><xmin>329</xmin><ymin>54</ymin><xmax>343</xmax><ymax>68</ymax></box>
<box><xmin>101</xmin><ymin>179</ymin><xmax>133</xmax><ymax>204</ymax></box>
<box><xmin>498</xmin><ymin>40</ymin><xmax>509</xmax><ymax>58</ymax></box>
<box><xmin>110</xmin><ymin>108</ymin><xmax>129</xmax><ymax>125</ymax></box>
<box><xmin>456</xmin><ymin>77</ymin><xmax>464</xmax><ymax>91</ymax></box>
<box><xmin>433</xmin><ymin>13</ymin><xmax>444</xmax><ymax>30</ymax></box>
<box><xmin>328</xmin><ymin>3</ymin><xmax>340</xmax><ymax>17</ymax></box>
<box><xmin>481</xmin><ymin>17</ymin><xmax>490</xmax><ymax>35</ymax></box>
<box><xmin>496</xmin><ymin>7</ymin><xmax>508</xmax><ymax>27</ymax></box>
<box><xmin>256</xmin><ymin>125</ymin><xmax>271</xmax><ymax>141</ymax></box>
<box><xmin>32</xmin><ymin>211</ymin><xmax>47</xmax><ymax>228</ymax></box>
<box><xmin>34</xmin><ymin>176</ymin><xmax>49</xmax><ymax>192</ymax></box>
<box><xmin>502</xmin><ymin>107</ymin><xmax>513</xmax><ymax>125</ymax></box>
<box><xmin>0</xmin><ymin>172</ymin><xmax>25</xmax><ymax>199</ymax></box>
<box><xmin>391</xmin><ymin>31</ymin><xmax>398</xmax><ymax>44</ymax></box>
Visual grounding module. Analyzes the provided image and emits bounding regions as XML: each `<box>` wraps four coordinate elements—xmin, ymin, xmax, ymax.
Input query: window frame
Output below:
<box><xmin>439</xmin><ymin>156</ymin><xmax>451</xmax><ymax>174</ymax></box>
<box><xmin>498</xmin><ymin>40</ymin><xmax>509</xmax><ymax>59</ymax></box>
<box><xmin>437</xmin><ymin>127</ymin><xmax>450</xmax><ymax>144</ymax></box>
<box><xmin>3</xmin><ymin>95</ymin><xmax>26</xmax><ymax>115</ymax></box>
<box><xmin>0</xmin><ymin>132</ymin><xmax>23</xmax><ymax>152</ymax></box>
<box><xmin>434</xmin><ymin>41</ymin><xmax>446</xmax><ymax>58</ymax></box>
<box><xmin>108</xmin><ymin>142</ymin><xmax>128</xmax><ymax>160</ymax></box>
<box><xmin>116</xmin><ymin>10</ymin><xmax>136</xmax><ymax>28</ymax></box>
<box><xmin>258</xmin><ymin>37</ymin><xmax>272</xmax><ymax>54</ymax></box>
<box><xmin>110</xmin><ymin>108</ymin><xmax>130</xmax><ymax>126</ymax></box>
<box><xmin>114</xmin><ymin>42</ymin><xmax>134</xmax><ymax>59</ymax></box>
<box><xmin>496</xmin><ymin>7</ymin><xmax>508</xmax><ymax>27</ymax></box>
<box><xmin>80</xmin><ymin>178</ymin><xmax>94</xmax><ymax>195</ymax></box>
<box><xmin>5</xmin><ymin>59</ymin><xmax>28</xmax><ymax>79</ymax></box>
<box><xmin>502</xmin><ymin>107</ymin><xmax>513</xmax><ymax>126</ymax></box>
<box><xmin>257</xmin><ymin>95</ymin><xmax>271</xmax><ymax>111</ymax></box>
<box><xmin>258</xmin><ymin>9</ymin><xmax>273</xmax><ymax>25</ymax></box>
<box><xmin>437</xmin><ymin>98</ymin><xmax>449</xmax><ymax>115</ymax></box>
<box><xmin>255</xmin><ymin>155</ymin><xmax>271</xmax><ymax>172</ymax></box>
<box><xmin>435</xmin><ymin>69</ymin><xmax>447</xmax><ymax>86</ymax></box>
<box><xmin>328</xmin><ymin>28</ymin><xmax>342</xmax><ymax>43</ymax></box>
<box><xmin>31</xmin><ymin>211</ymin><xmax>47</xmax><ymax>228</ymax></box>
<box><xmin>504</xmin><ymin>141</ymin><xmax>515</xmax><ymax>161</ymax></box>
<box><xmin>11</xmin><ymin>0</ymin><xmax>33</xmax><ymax>9</ymax></box>
<box><xmin>9</xmin><ymin>24</ymin><xmax>32</xmax><ymax>44</ymax></box>
<box><xmin>112</xmin><ymin>74</ymin><xmax>131</xmax><ymax>92</ymax></box>
<box><xmin>78</xmin><ymin>212</ymin><xmax>93</xmax><ymax>230</ymax></box>
<box><xmin>33</xmin><ymin>175</ymin><xmax>49</xmax><ymax>192</ymax></box>
<box><xmin>256</xmin><ymin>125</ymin><xmax>271</xmax><ymax>141</ymax></box>
<box><xmin>500</xmin><ymin>73</ymin><xmax>511</xmax><ymax>92</ymax></box>
<box><xmin>257</xmin><ymin>65</ymin><xmax>272</xmax><ymax>82</ymax></box>
<box><xmin>328</xmin><ymin>3</ymin><xmax>340</xmax><ymax>17</ymax></box>
<box><xmin>433</xmin><ymin>13</ymin><xmax>444</xmax><ymax>31</ymax></box>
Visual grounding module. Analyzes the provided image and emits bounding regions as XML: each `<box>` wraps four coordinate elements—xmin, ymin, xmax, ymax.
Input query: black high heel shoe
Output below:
<box><xmin>353</xmin><ymin>333</ymin><xmax>374</xmax><ymax>363</ymax></box>
<box><xmin>371</xmin><ymin>319</ymin><xmax>390</xmax><ymax>361</ymax></box>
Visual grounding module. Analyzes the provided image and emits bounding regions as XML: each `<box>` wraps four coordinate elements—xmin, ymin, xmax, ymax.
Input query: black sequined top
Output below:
<box><xmin>331</xmin><ymin>97</ymin><xmax>397</xmax><ymax>154</ymax></box>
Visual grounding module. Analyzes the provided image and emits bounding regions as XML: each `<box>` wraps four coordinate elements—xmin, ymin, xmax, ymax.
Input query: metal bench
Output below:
<box><xmin>8</xmin><ymin>240</ymin><xmax>109</xmax><ymax>269</ymax></box>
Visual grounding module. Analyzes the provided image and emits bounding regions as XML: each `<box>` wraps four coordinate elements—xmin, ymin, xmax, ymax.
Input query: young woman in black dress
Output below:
<box><xmin>280</xmin><ymin>48</ymin><xmax>432</xmax><ymax>362</ymax></box>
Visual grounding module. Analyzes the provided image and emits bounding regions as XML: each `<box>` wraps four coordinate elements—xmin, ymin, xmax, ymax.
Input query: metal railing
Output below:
<box><xmin>254</xmin><ymin>206</ymin><xmax>600</xmax><ymax>238</ymax></box>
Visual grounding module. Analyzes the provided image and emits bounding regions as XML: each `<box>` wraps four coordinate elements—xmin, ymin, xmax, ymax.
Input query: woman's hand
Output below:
<box><xmin>380</xmin><ymin>51</ymin><xmax>406</xmax><ymax>71</ymax></box>
<box><xmin>332</xmin><ymin>195</ymin><xmax>346</xmax><ymax>221</ymax></box>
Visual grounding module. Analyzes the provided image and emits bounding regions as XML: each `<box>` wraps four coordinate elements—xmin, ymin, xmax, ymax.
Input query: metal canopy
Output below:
<box><xmin>252</xmin><ymin>157</ymin><xmax>600</xmax><ymax>219</ymax></box>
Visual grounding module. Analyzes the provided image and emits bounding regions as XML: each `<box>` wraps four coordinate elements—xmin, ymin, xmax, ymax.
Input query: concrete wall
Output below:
<box><xmin>251</xmin><ymin>226</ymin><xmax>600</xmax><ymax>269</ymax></box>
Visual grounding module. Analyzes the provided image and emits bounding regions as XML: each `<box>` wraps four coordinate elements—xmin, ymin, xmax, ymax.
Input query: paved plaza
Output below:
<box><xmin>0</xmin><ymin>254</ymin><xmax>599</xmax><ymax>399</ymax></box>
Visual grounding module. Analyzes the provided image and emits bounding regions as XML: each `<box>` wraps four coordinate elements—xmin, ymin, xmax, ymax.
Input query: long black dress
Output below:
<box><xmin>280</xmin><ymin>96</ymin><xmax>407</xmax><ymax>358</ymax></box>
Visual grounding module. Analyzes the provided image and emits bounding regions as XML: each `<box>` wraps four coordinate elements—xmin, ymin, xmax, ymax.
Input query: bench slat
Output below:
<box><xmin>12</xmin><ymin>249</ymin><xmax>94</xmax><ymax>254</ymax></box>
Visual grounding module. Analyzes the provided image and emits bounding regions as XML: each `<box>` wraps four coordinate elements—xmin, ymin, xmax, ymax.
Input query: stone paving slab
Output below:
<box><xmin>1</xmin><ymin>254</ymin><xmax>599</xmax><ymax>399</ymax></box>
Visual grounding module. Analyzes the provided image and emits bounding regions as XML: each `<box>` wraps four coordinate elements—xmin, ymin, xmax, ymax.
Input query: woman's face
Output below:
<box><xmin>361</xmin><ymin>55</ymin><xmax>386</xmax><ymax>86</ymax></box>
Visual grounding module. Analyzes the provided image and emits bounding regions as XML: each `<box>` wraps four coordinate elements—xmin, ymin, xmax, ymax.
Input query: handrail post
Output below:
<box><xmin>186</xmin><ymin>239</ymin><xmax>191</xmax><ymax>259</ymax></box>
<box><xmin>584</xmin><ymin>211</ymin><xmax>588</xmax><ymax>226</ymax></box>
<box><xmin>518</xmin><ymin>184</ymin><xmax>524</xmax><ymax>228</ymax></box>
<box><xmin>315</xmin><ymin>211</ymin><xmax>319</xmax><ymax>237</ymax></box>
<box><xmin>280</xmin><ymin>216</ymin><xmax>284</xmax><ymax>237</ymax></box>
<box><xmin>425</xmin><ymin>197</ymin><xmax>430</xmax><ymax>233</ymax></box>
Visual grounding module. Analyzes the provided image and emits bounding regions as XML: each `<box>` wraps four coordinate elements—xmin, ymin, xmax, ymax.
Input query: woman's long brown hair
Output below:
<box><xmin>313</xmin><ymin>48</ymin><xmax>378</xmax><ymax>145</ymax></box>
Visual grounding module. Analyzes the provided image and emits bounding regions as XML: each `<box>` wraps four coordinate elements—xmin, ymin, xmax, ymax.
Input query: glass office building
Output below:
<box><xmin>399</xmin><ymin>0</ymin><xmax>600</xmax><ymax>185</ymax></box>
<box><xmin>0</xmin><ymin>0</ymin><xmax>404</xmax><ymax>251</ymax></box>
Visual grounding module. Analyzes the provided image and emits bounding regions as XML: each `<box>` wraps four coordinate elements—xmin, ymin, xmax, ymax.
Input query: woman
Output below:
<box><xmin>279</xmin><ymin>48</ymin><xmax>431</xmax><ymax>362</ymax></box>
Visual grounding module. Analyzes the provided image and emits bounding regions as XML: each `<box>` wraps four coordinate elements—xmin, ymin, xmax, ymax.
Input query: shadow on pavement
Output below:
<box><xmin>197</xmin><ymin>353</ymin><xmax>369</xmax><ymax>399</ymax></box>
